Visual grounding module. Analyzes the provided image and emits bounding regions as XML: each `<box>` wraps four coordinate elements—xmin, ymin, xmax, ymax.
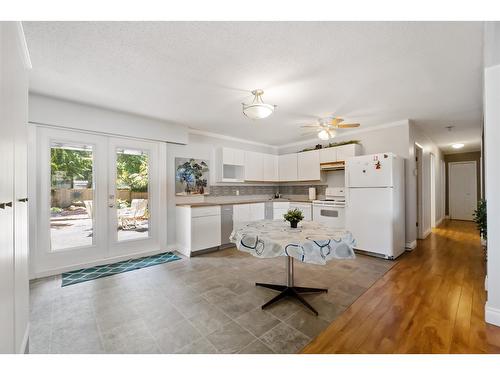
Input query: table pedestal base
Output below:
<box><xmin>256</xmin><ymin>256</ymin><xmax>327</xmax><ymax>316</ymax></box>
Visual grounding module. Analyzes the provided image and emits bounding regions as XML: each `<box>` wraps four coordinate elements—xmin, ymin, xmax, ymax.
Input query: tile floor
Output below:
<box><xmin>29</xmin><ymin>248</ymin><xmax>396</xmax><ymax>354</ymax></box>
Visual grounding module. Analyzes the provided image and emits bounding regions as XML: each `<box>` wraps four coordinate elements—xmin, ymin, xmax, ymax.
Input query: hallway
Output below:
<box><xmin>303</xmin><ymin>220</ymin><xmax>500</xmax><ymax>353</ymax></box>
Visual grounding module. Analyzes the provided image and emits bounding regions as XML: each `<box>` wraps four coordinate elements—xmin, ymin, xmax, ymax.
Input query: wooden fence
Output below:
<box><xmin>51</xmin><ymin>188</ymin><xmax>148</xmax><ymax>208</ymax></box>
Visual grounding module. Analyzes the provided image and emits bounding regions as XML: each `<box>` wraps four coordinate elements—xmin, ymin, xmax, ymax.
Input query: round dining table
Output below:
<box><xmin>230</xmin><ymin>219</ymin><xmax>356</xmax><ymax>316</ymax></box>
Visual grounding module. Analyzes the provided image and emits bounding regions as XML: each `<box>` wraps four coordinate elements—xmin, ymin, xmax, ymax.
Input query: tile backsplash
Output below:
<box><xmin>208</xmin><ymin>185</ymin><xmax>327</xmax><ymax>197</ymax></box>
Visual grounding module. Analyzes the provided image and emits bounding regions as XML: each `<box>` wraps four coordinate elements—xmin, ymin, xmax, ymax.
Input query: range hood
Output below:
<box><xmin>320</xmin><ymin>161</ymin><xmax>345</xmax><ymax>171</ymax></box>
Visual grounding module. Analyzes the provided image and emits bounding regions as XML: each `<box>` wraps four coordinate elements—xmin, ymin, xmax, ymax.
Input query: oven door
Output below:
<box><xmin>313</xmin><ymin>205</ymin><xmax>345</xmax><ymax>228</ymax></box>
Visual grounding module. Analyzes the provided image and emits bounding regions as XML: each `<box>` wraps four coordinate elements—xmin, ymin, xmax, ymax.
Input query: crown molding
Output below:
<box><xmin>188</xmin><ymin>128</ymin><xmax>278</xmax><ymax>150</ymax></box>
<box><xmin>16</xmin><ymin>22</ymin><xmax>32</xmax><ymax>70</ymax></box>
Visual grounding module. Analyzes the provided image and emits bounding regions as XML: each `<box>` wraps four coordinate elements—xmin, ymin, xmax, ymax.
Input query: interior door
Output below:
<box><xmin>449</xmin><ymin>161</ymin><xmax>477</xmax><ymax>221</ymax></box>
<box><xmin>108</xmin><ymin>137</ymin><xmax>160</xmax><ymax>255</ymax></box>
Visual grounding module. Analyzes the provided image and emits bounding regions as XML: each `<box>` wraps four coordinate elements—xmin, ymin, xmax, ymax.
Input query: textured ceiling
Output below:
<box><xmin>23</xmin><ymin>21</ymin><xmax>484</xmax><ymax>151</ymax></box>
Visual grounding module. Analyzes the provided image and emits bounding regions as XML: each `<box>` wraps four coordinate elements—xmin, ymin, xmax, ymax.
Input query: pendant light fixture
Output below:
<box><xmin>242</xmin><ymin>89</ymin><xmax>276</xmax><ymax>120</ymax></box>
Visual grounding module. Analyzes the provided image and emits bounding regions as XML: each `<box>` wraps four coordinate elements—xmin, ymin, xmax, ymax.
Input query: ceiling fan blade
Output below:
<box><xmin>300</xmin><ymin>125</ymin><xmax>320</xmax><ymax>128</ymax></box>
<box><xmin>330</xmin><ymin>117</ymin><xmax>344</xmax><ymax>126</ymax></box>
<box><xmin>337</xmin><ymin>123</ymin><xmax>360</xmax><ymax>128</ymax></box>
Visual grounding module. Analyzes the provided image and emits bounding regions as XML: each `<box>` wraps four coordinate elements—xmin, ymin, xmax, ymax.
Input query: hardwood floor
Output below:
<box><xmin>302</xmin><ymin>220</ymin><xmax>500</xmax><ymax>354</ymax></box>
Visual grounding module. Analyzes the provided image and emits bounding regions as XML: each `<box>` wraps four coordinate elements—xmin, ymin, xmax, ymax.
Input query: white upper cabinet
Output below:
<box><xmin>336</xmin><ymin>144</ymin><xmax>361</xmax><ymax>161</ymax></box>
<box><xmin>297</xmin><ymin>150</ymin><xmax>320</xmax><ymax>181</ymax></box>
<box><xmin>263</xmin><ymin>154</ymin><xmax>279</xmax><ymax>181</ymax></box>
<box><xmin>320</xmin><ymin>147</ymin><xmax>337</xmax><ymax>163</ymax></box>
<box><xmin>244</xmin><ymin>151</ymin><xmax>264</xmax><ymax>181</ymax></box>
<box><xmin>222</xmin><ymin>147</ymin><xmax>245</xmax><ymax>166</ymax></box>
<box><xmin>278</xmin><ymin>153</ymin><xmax>298</xmax><ymax>181</ymax></box>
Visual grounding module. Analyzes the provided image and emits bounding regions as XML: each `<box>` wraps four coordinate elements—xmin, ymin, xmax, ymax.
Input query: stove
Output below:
<box><xmin>312</xmin><ymin>187</ymin><xmax>346</xmax><ymax>228</ymax></box>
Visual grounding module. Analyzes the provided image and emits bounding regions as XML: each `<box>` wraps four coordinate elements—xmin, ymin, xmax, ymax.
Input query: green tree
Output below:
<box><xmin>116</xmin><ymin>153</ymin><xmax>149</xmax><ymax>192</ymax></box>
<box><xmin>51</xmin><ymin>148</ymin><xmax>93</xmax><ymax>188</ymax></box>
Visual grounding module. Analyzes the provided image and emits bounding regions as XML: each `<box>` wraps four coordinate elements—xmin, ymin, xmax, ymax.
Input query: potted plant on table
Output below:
<box><xmin>284</xmin><ymin>208</ymin><xmax>304</xmax><ymax>229</ymax></box>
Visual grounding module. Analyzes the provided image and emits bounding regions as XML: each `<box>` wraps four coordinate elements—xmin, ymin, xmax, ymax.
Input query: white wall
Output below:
<box><xmin>484</xmin><ymin>32</ymin><xmax>500</xmax><ymax>326</ymax></box>
<box><xmin>408</xmin><ymin>122</ymin><xmax>445</xmax><ymax>243</ymax></box>
<box><xmin>29</xmin><ymin>93</ymin><xmax>189</xmax><ymax>145</ymax></box>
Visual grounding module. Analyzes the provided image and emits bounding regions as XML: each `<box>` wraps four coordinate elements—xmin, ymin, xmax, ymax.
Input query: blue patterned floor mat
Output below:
<box><xmin>61</xmin><ymin>252</ymin><xmax>181</xmax><ymax>287</ymax></box>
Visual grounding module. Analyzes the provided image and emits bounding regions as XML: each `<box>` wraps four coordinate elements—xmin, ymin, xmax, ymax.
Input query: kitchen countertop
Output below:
<box><xmin>176</xmin><ymin>198</ymin><xmax>314</xmax><ymax>208</ymax></box>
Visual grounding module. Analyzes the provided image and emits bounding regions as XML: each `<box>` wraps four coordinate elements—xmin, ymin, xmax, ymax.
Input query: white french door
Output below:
<box><xmin>107</xmin><ymin>137</ymin><xmax>160</xmax><ymax>255</ymax></box>
<box><xmin>34</xmin><ymin>127</ymin><xmax>165</xmax><ymax>275</ymax></box>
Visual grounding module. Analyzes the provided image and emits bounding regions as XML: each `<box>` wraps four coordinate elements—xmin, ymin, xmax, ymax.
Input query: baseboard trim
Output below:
<box><xmin>19</xmin><ymin>323</ymin><xmax>30</xmax><ymax>354</ymax></box>
<box><xmin>421</xmin><ymin>228</ymin><xmax>432</xmax><ymax>239</ymax></box>
<box><xmin>32</xmin><ymin>245</ymin><xmax>181</xmax><ymax>279</ymax></box>
<box><xmin>485</xmin><ymin>304</ymin><xmax>500</xmax><ymax>327</ymax></box>
<box><xmin>435</xmin><ymin>216</ymin><xmax>444</xmax><ymax>227</ymax></box>
<box><xmin>405</xmin><ymin>240</ymin><xmax>417</xmax><ymax>250</ymax></box>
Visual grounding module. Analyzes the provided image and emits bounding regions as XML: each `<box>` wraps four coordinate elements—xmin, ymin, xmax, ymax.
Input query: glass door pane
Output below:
<box><xmin>50</xmin><ymin>142</ymin><xmax>94</xmax><ymax>251</ymax></box>
<box><xmin>115</xmin><ymin>147</ymin><xmax>150</xmax><ymax>242</ymax></box>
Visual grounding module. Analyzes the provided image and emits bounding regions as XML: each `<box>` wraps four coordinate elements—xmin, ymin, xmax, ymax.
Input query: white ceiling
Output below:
<box><xmin>23</xmin><ymin>21</ymin><xmax>484</xmax><ymax>151</ymax></box>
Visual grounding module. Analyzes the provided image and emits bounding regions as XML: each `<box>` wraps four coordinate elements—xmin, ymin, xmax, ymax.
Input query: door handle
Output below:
<box><xmin>18</xmin><ymin>197</ymin><xmax>28</xmax><ymax>203</ymax></box>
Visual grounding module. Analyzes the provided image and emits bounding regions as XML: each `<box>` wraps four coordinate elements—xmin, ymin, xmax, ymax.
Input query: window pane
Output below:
<box><xmin>116</xmin><ymin>148</ymin><xmax>149</xmax><ymax>241</ymax></box>
<box><xmin>50</xmin><ymin>142</ymin><xmax>94</xmax><ymax>251</ymax></box>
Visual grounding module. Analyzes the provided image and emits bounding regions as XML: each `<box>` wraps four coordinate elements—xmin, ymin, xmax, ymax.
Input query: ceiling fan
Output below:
<box><xmin>301</xmin><ymin>117</ymin><xmax>360</xmax><ymax>140</ymax></box>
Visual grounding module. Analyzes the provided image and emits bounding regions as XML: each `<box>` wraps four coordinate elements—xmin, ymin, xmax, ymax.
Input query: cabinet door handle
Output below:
<box><xmin>0</xmin><ymin>203</ymin><xmax>4</xmax><ymax>209</ymax></box>
<box><xmin>0</xmin><ymin>202</ymin><xmax>13</xmax><ymax>209</ymax></box>
<box><xmin>18</xmin><ymin>198</ymin><xmax>28</xmax><ymax>203</ymax></box>
<box><xmin>6</xmin><ymin>201</ymin><xmax>12</xmax><ymax>207</ymax></box>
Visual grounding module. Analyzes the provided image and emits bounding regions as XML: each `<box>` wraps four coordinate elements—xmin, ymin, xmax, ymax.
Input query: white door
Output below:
<box><xmin>34</xmin><ymin>127</ymin><xmax>164</xmax><ymax>275</ymax></box>
<box><xmin>449</xmin><ymin>161</ymin><xmax>477</xmax><ymax>221</ymax></box>
<box><xmin>108</xmin><ymin>137</ymin><xmax>160</xmax><ymax>255</ymax></box>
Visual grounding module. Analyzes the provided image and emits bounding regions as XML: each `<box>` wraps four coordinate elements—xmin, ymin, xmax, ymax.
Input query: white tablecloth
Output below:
<box><xmin>230</xmin><ymin>220</ymin><xmax>356</xmax><ymax>265</ymax></box>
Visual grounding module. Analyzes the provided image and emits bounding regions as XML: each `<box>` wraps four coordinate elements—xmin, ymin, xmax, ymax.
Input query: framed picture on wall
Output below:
<box><xmin>175</xmin><ymin>158</ymin><xmax>210</xmax><ymax>195</ymax></box>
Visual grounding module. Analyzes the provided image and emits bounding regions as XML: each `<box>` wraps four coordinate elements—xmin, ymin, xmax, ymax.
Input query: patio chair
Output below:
<box><xmin>83</xmin><ymin>200</ymin><xmax>93</xmax><ymax>219</ymax></box>
<box><xmin>118</xmin><ymin>198</ymin><xmax>148</xmax><ymax>230</ymax></box>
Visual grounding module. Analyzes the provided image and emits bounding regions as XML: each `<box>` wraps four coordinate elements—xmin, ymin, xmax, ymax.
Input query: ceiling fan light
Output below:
<box><xmin>318</xmin><ymin>130</ymin><xmax>330</xmax><ymax>140</ymax></box>
<box><xmin>452</xmin><ymin>143</ymin><xmax>465</xmax><ymax>149</ymax></box>
<box><xmin>242</xmin><ymin>89</ymin><xmax>276</xmax><ymax>120</ymax></box>
<box><xmin>328</xmin><ymin>129</ymin><xmax>337</xmax><ymax>138</ymax></box>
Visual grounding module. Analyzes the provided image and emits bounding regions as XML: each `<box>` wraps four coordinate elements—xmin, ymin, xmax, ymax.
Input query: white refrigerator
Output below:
<box><xmin>345</xmin><ymin>153</ymin><xmax>405</xmax><ymax>259</ymax></box>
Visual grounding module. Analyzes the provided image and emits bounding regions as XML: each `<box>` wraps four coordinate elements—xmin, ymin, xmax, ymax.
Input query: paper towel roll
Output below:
<box><xmin>308</xmin><ymin>187</ymin><xmax>316</xmax><ymax>201</ymax></box>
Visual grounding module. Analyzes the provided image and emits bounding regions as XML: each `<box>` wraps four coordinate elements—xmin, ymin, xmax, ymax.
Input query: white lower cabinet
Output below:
<box><xmin>249</xmin><ymin>203</ymin><xmax>265</xmax><ymax>221</ymax></box>
<box><xmin>234</xmin><ymin>203</ymin><xmax>265</xmax><ymax>224</ymax></box>
<box><xmin>176</xmin><ymin>206</ymin><xmax>221</xmax><ymax>256</ymax></box>
<box><xmin>273</xmin><ymin>201</ymin><xmax>290</xmax><ymax>220</ymax></box>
